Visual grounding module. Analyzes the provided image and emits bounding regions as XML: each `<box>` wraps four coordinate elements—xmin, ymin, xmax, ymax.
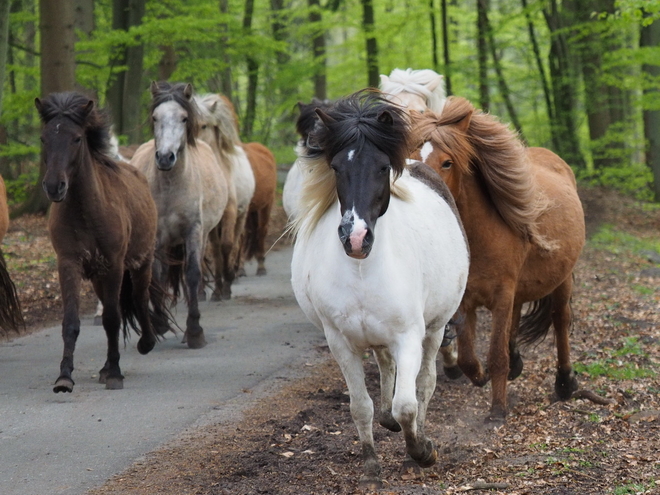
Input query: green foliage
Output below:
<box><xmin>589</xmin><ymin>224</ymin><xmax>660</xmax><ymax>256</ymax></box>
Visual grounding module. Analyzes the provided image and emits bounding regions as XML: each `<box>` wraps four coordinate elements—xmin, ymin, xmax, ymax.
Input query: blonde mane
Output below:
<box><xmin>290</xmin><ymin>145</ymin><xmax>410</xmax><ymax>239</ymax></box>
<box><xmin>412</xmin><ymin>97</ymin><xmax>552</xmax><ymax>250</ymax></box>
<box><xmin>380</xmin><ymin>68</ymin><xmax>447</xmax><ymax>113</ymax></box>
<box><xmin>195</xmin><ymin>93</ymin><xmax>242</xmax><ymax>155</ymax></box>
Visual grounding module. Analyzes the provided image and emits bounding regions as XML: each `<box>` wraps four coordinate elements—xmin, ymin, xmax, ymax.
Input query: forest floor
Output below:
<box><xmin>3</xmin><ymin>185</ymin><xmax>660</xmax><ymax>495</ymax></box>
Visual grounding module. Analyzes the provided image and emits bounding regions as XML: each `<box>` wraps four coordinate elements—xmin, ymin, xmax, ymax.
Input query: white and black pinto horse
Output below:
<box><xmin>290</xmin><ymin>90</ymin><xmax>469</xmax><ymax>488</ymax></box>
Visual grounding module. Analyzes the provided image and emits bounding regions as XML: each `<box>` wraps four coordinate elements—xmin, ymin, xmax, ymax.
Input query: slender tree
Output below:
<box><xmin>429</xmin><ymin>0</ymin><xmax>439</xmax><ymax>71</ymax></box>
<box><xmin>361</xmin><ymin>0</ymin><xmax>379</xmax><ymax>88</ymax></box>
<box><xmin>641</xmin><ymin>12</ymin><xmax>660</xmax><ymax>201</ymax></box>
<box><xmin>476</xmin><ymin>0</ymin><xmax>489</xmax><ymax>111</ymax></box>
<box><xmin>0</xmin><ymin>0</ymin><xmax>10</xmax><ymax>117</ymax></box>
<box><xmin>218</xmin><ymin>0</ymin><xmax>233</xmax><ymax>102</ymax></box>
<box><xmin>441</xmin><ymin>0</ymin><xmax>451</xmax><ymax>95</ymax></box>
<box><xmin>309</xmin><ymin>0</ymin><xmax>327</xmax><ymax>100</ymax></box>
<box><xmin>242</xmin><ymin>0</ymin><xmax>258</xmax><ymax>139</ymax></box>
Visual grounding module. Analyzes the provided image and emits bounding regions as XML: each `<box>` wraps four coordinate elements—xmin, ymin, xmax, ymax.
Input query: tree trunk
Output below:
<box><xmin>242</xmin><ymin>0</ymin><xmax>258</xmax><ymax>140</ymax></box>
<box><xmin>641</xmin><ymin>13</ymin><xmax>660</xmax><ymax>201</ymax></box>
<box><xmin>361</xmin><ymin>0</ymin><xmax>379</xmax><ymax>88</ymax></box>
<box><xmin>218</xmin><ymin>0</ymin><xmax>233</xmax><ymax>102</ymax></box>
<box><xmin>19</xmin><ymin>0</ymin><xmax>77</xmax><ymax>215</ymax></box>
<box><xmin>157</xmin><ymin>45</ymin><xmax>177</xmax><ymax>81</ymax></box>
<box><xmin>74</xmin><ymin>0</ymin><xmax>95</xmax><ymax>38</ymax></box>
<box><xmin>440</xmin><ymin>0</ymin><xmax>451</xmax><ymax>95</ymax></box>
<box><xmin>543</xmin><ymin>0</ymin><xmax>586</xmax><ymax>169</ymax></box>
<box><xmin>429</xmin><ymin>0</ymin><xmax>439</xmax><ymax>71</ymax></box>
<box><xmin>309</xmin><ymin>0</ymin><xmax>327</xmax><ymax>100</ymax></box>
<box><xmin>106</xmin><ymin>0</ymin><xmax>129</xmax><ymax>135</ymax></box>
<box><xmin>476</xmin><ymin>0</ymin><xmax>489</xmax><ymax>111</ymax></box>
<box><xmin>0</xmin><ymin>0</ymin><xmax>10</xmax><ymax>117</ymax></box>
<box><xmin>121</xmin><ymin>0</ymin><xmax>145</xmax><ymax>144</ymax></box>
<box><xmin>521</xmin><ymin>0</ymin><xmax>556</xmax><ymax>149</ymax></box>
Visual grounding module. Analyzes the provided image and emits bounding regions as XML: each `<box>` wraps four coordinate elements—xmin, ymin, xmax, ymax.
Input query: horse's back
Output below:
<box><xmin>0</xmin><ymin>176</ymin><xmax>9</xmax><ymax>242</ymax></box>
<box><xmin>242</xmin><ymin>142</ymin><xmax>276</xmax><ymax>209</ymax></box>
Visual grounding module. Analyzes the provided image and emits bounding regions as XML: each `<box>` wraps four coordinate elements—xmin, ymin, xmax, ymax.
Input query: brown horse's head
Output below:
<box><xmin>35</xmin><ymin>92</ymin><xmax>113</xmax><ymax>202</ymax></box>
<box><xmin>409</xmin><ymin>97</ymin><xmax>476</xmax><ymax>198</ymax></box>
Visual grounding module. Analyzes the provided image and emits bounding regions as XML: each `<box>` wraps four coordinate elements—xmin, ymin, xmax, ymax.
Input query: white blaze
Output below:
<box><xmin>420</xmin><ymin>141</ymin><xmax>434</xmax><ymax>163</ymax></box>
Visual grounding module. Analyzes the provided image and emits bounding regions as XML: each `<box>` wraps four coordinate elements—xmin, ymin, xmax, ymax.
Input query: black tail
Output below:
<box><xmin>166</xmin><ymin>244</ymin><xmax>186</xmax><ymax>305</ymax></box>
<box><xmin>0</xmin><ymin>248</ymin><xmax>24</xmax><ymax>334</ymax></box>
<box><xmin>517</xmin><ymin>294</ymin><xmax>554</xmax><ymax>347</ymax></box>
<box><xmin>119</xmin><ymin>269</ymin><xmax>176</xmax><ymax>341</ymax></box>
<box><xmin>242</xmin><ymin>209</ymin><xmax>260</xmax><ymax>262</ymax></box>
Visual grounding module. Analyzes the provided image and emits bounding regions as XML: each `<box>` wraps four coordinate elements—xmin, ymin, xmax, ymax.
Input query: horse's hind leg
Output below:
<box><xmin>96</xmin><ymin>270</ymin><xmax>125</xmax><ymax>390</ymax></box>
<box><xmin>508</xmin><ymin>302</ymin><xmax>524</xmax><ymax>381</ymax></box>
<box><xmin>372</xmin><ymin>347</ymin><xmax>400</xmax><ymax>432</ymax></box>
<box><xmin>255</xmin><ymin>204</ymin><xmax>272</xmax><ymax>276</ymax></box>
<box><xmin>183</xmin><ymin>230</ymin><xmax>207</xmax><ymax>349</ymax></box>
<box><xmin>53</xmin><ymin>260</ymin><xmax>82</xmax><ymax>393</ymax></box>
<box><xmin>326</xmin><ymin>328</ymin><xmax>381</xmax><ymax>489</ymax></box>
<box><xmin>553</xmin><ymin>278</ymin><xmax>578</xmax><ymax>400</ymax></box>
<box><xmin>456</xmin><ymin>307</ymin><xmax>487</xmax><ymax>386</ymax></box>
<box><xmin>130</xmin><ymin>263</ymin><xmax>157</xmax><ymax>355</ymax></box>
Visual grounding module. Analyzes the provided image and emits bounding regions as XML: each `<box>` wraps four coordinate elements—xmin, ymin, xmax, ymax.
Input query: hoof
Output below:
<box><xmin>411</xmin><ymin>440</ymin><xmax>438</xmax><ymax>468</ymax></box>
<box><xmin>555</xmin><ymin>368</ymin><xmax>578</xmax><ymax>400</ymax></box>
<box><xmin>358</xmin><ymin>476</ymin><xmax>382</xmax><ymax>490</ymax></box>
<box><xmin>105</xmin><ymin>377</ymin><xmax>124</xmax><ymax>390</ymax></box>
<box><xmin>485</xmin><ymin>407</ymin><xmax>507</xmax><ymax>425</ymax></box>
<box><xmin>93</xmin><ymin>315</ymin><xmax>103</xmax><ymax>326</ymax></box>
<box><xmin>137</xmin><ymin>336</ymin><xmax>155</xmax><ymax>355</ymax></box>
<box><xmin>443</xmin><ymin>365</ymin><xmax>464</xmax><ymax>380</ymax></box>
<box><xmin>256</xmin><ymin>267</ymin><xmax>267</xmax><ymax>276</ymax></box>
<box><xmin>185</xmin><ymin>330</ymin><xmax>207</xmax><ymax>349</ymax></box>
<box><xmin>53</xmin><ymin>377</ymin><xmax>74</xmax><ymax>393</ymax></box>
<box><xmin>508</xmin><ymin>352</ymin><xmax>524</xmax><ymax>381</ymax></box>
<box><xmin>237</xmin><ymin>268</ymin><xmax>246</xmax><ymax>278</ymax></box>
<box><xmin>470</xmin><ymin>374</ymin><xmax>490</xmax><ymax>387</ymax></box>
<box><xmin>199</xmin><ymin>290</ymin><xmax>207</xmax><ymax>302</ymax></box>
<box><xmin>379</xmin><ymin>412</ymin><xmax>401</xmax><ymax>432</ymax></box>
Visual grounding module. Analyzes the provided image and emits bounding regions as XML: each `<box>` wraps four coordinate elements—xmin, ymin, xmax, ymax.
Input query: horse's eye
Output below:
<box><xmin>152</xmin><ymin>116</ymin><xmax>157</xmax><ymax>122</ymax></box>
<box><xmin>182</xmin><ymin>117</ymin><xmax>188</xmax><ymax>123</ymax></box>
<box><xmin>74</xmin><ymin>137</ymin><xmax>82</xmax><ymax>144</ymax></box>
<box><xmin>380</xmin><ymin>165</ymin><xmax>390</xmax><ymax>174</ymax></box>
<box><xmin>201</xmin><ymin>124</ymin><xmax>207</xmax><ymax>130</ymax></box>
<box><xmin>441</xmin><ymin>160</ymin><xmax>453</xmax><ymax>169</ymax></box>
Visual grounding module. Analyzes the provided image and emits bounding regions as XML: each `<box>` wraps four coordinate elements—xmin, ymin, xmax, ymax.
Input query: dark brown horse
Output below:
<box><xmin>0</xmin><ymin>176</ymin><xmax>23</xmax><ymax>335</ymax></box>
<box><xmin>36</xmin><ymin>92</ymin><xmax>170</xmax><ymax>392</ymax></box>
<box><xmin>410</xmin><ymin>97</ymin><xmax>585</xmax><ymax>422</ymax></box>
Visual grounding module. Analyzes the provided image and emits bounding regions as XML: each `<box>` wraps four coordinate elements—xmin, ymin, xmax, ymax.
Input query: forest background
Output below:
<box><xmin>0</xmin><ymin>0</ymin><xmax>660</xmax><ymax>215</ymax></box>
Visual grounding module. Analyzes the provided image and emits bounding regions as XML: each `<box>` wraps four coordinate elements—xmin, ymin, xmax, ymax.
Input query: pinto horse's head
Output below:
<box><xmin>35</xmin><ymin>92</ymin><xmax>112</xmax><ymax>202</ymax></box>
<box><xmin>150</xmin><ymin>81</ymin><xmax>197</xmax><ymax>171</ymax></box>
<box><xmin>308</xmin><ymin>90</ymin><xmax>409</xmax><ymax>259</ymax></box>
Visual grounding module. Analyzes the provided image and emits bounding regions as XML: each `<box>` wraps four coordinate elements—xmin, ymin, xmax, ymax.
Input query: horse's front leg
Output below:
<box><xmin>325</xmin><ymin>327</ymin><xmax>381</xmax><ymax>489</ymax></box>
<box><xmin>456</xmin><ymin>306</ymin><xmax>488</xmax><ymax>386</ymax></box>
<box><xmin>183</xmin><ymin>225</ymin><xmax>206</xmax><ymax>349</ymax></box>
<box><xmin>214</xmin><ymin>201</ymin><xmax>237</xmax><ymax>300</ymax></box>
<box><xmin>552</xmin><ymin>278</ymin><xmax>578</xmax><ymax>400</ymax></box>
<box><xmin>130</xmin><ymin>262</ymin><xmax>157</xmax><ymax>356</ymax></box>
<box><xmin>95</xmin><ymin>268</ymin><xmax>126</xmax><ymax>390</ymax></box>
<box><xmin>392</xmin><ymin>329</ymin><xmax>438</xmax><ymax>471</ymax></box>
<box><xmin>54</xmin><ymin>259</ymin><xmax>83</xmax><ymax>393</ymax></box>
<box><xmin>486</xmin><ymin>295</ymin><xmax>516</xmax><ymax>423</ymax></box>
<box><xmin>372</xmin><ymin>347</ymin><xmax>400</xmax><ymax>432</ymax></box>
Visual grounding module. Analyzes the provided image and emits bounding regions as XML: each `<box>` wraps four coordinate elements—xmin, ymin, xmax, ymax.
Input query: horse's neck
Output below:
<box><xmin>65</xmin><ymin>151</ymin><xmax>106</xmax><ymax>217</ymax></box>
<box><xmin>454</xmin><ymin>173</ymin><xmax>504</xmax><ymax>241</ymax></box>
<box><xmin>209</xmin><ymin>139</ymin><xmax>234</xmax><ymax>179</ymax></box>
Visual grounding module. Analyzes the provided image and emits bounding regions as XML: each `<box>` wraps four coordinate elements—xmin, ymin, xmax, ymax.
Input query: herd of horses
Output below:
<box><xmin>0</xmin><ymin>67</ymin><xmax>585</xmax><ymax>488</ymax></box>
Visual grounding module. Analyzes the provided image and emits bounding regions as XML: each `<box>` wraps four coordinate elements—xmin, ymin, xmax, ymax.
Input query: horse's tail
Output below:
<box><xmin>517</xmin><ymin>294</ymin><xmax>554</xmax><ymax>347</ymax></box>
<box><xmin>119</xmin><ymin>271</ymin><xmax>139</xmax><ymax>340</ymax></box>
<box><xmin>166</xmin><ymin>244</ymin><xmax>186</xmax><ymax>305</ymax></box>
<box><xmin>0</xmin><ymin>248</ymin><xmax>24</xmax><ymax>335</ymax></box>
<box><xmin>242</xmin><ymin>209</ymin><xmax>260</xmax><ymax>262</ymax></box>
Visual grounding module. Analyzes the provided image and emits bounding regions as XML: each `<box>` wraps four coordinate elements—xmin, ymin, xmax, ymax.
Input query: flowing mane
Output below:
<box><xmin>196</xmin><ymin>93</ymin><xmax>242</xmax><ymax>154</ymax></box>
<box><xmin>150</xmin><ymin>81</ymin><xmax>198</xmax><ymax>147</ymax></box>
<box><xmin>36</xmin><ymin>92</ymin><xmax>117</xmax><ymax>170</ymax></box>
<box><xmin>411</xmin><ymin>96</ymin><xmax>551</xmax><ymax>248</ymax></box>
<box><xmin>380</xmin><ymin>68</ymin><xmax>447</xmax><ymax>113</ymax></box>
<box><xmin>293</xmin><ymin>90</ymin><xmax>411</xmax><ymax>238</ymax></box>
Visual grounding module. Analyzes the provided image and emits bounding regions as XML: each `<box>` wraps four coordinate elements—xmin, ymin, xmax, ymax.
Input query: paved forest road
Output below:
<box><xmin>0</xmin><ymin>246</ymin><xmax>324</xmax><ymax>495</ymax></box>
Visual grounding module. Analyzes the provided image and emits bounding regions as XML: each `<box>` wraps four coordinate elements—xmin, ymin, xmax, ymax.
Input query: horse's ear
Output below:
<box><xmin>315</xmin><ymin>108</ymin><xmax>335</xmax><ymax>127</ymax></box>
<box><xmin>34</xmin><ymin>97</ymin><xmax>43</xmax><ymax>114</ymax></box>
<box><xmin>150</xmin><ymin>80</ymin><xmax>160</xmax><ymax>96</ymax></box>
<box><xmin>379</xmin><ymin>74</ymin><xmax>389</xmax><ymax>86</ymax></box>
<box><xmin>81</xmin><ymin>99</ymin><xmax>94</xmax><ymax>117</ymax></box>
<box><xmin>454</xmin><ymin>112</ymin><xmax>472</xmax><ymax>133</ymax></box>
<box><xmin>183</xmin><ymin>83</ymin><xmax>193</xmax><ymax>100</ymax></box>
<box><xmin>377</xmin><ymin>110</ymin><xmax>394</xmax><ymax>126</ymax></box>
<box><xmin>426</xmin><ymin>74</ymin><xmax>444</xmax><ymax>93</ymax></box>
<box><xmin>210</xmin><ymin>101</ymin><xmax>217</xmax><ymax>113</ymax></box>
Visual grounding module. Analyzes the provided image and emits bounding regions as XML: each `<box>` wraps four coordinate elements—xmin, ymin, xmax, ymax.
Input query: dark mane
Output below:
<box><xmin>295</xmin><ymin>98</ymin><xmax>333</xmax><ymax>142</ymax></box>
<box><xmin>150</xmin><ymin>81</ymin><xmax>198</xmax><ymax>147</ymax></box>
<box><xmin>305</xmin><ymin>89</ymin><xmax>410</xmax><ymax>178</ymax></box>
<box><xmin>37</xmin><ymin>92</ymin><xmax>117</xmax><ymax>169</ymax></box>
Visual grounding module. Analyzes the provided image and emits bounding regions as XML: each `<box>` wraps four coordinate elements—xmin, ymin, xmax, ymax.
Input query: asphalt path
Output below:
<box><xmin>0</xmin><ymin>245</ymin><xmax>324</xmax><ymax>495</ymax></box>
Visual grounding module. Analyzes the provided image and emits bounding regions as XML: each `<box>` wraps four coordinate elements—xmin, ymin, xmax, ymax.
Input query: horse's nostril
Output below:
<box><xmin>168</xmin><ymin>152</ymin><xmax>176</xmax><ymax>164</ymax></box>
<box><xmin>59</xmin><ymin>181</ymin><xmax>66</xmax><ymax>192</ymax></box>
<box><xmin>155</xmin><ymin>151</ymin><xmax>161</xmax><ymax>161</ymax></box>
<box><xmin>338</xmin><ymin>223</ymin><xmax>351</xmax><ymax>243</ymax></box>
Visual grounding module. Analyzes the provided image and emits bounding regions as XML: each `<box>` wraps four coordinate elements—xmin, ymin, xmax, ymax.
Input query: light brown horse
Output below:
<box><xmin>241</xmin><ymin>141</ymin><xmax>277</xmax><ymax>276</ymax></box>
<box><xmin>0</xmin><ymin>176</ymin><xmax>23</xmax><ymax>335</ymax></box>
<box><xmin>410</xmin><ymin>97</ymin><xmax>585</xmax><ymax>422</ymax></box>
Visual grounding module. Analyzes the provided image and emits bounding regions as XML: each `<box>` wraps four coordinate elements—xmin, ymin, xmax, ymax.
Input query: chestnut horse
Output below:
<box><xmin>410</xmin><ymin>97</ymin><xmax>585</xmax><ymax>422</ymax></box>
<box><xmin>36</xmin><ymin>92</ymin><xmax>170</xmax><ymax>392</ymax></box>
<box><xmin>131</xmin><ymin>82</ymin><xmax>229</xmax><ymax>348</ymax></box>
<box><xmin>241</xmin><ymin>141</ymin><xmax>277</xmax><ymax>276</ymax></box>
<box><xmin>0</xmin><ymin>176</ymin><xmax>23</xmax><ymax>335</ymax></box>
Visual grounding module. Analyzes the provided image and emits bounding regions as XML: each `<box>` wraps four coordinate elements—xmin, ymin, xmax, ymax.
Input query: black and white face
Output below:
<box><xmin>332</xmin><ymin>141</ymin><xmax>391</xmax><ymax>259</ymax></box>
